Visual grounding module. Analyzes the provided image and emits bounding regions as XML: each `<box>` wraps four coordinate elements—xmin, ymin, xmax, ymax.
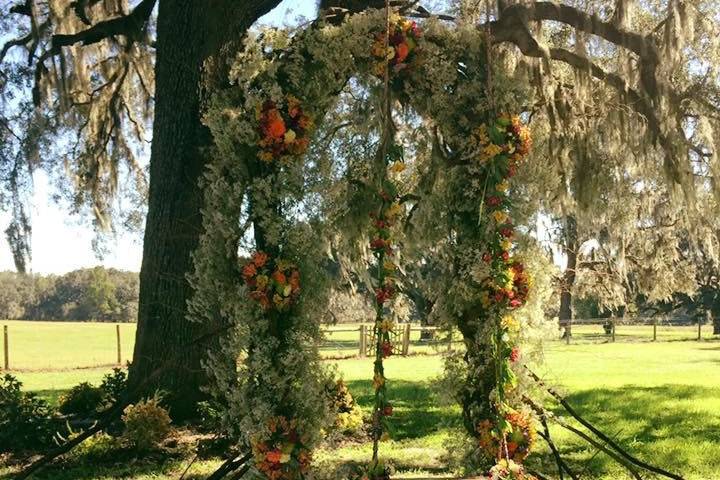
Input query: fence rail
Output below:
<box><xmin>559</xmin><ymin>312</ymin><xmax>718</xmax><ymax>344</ymax></box>
<box><xmin>1</xmin><ymin>316</ymin><xmax>718</xmax><ymax>371</ymax></box>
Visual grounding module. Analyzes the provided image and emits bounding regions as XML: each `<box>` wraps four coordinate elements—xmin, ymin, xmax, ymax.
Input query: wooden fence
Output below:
<box><xmin>1</xmin><ymin>316</ymin><xmax>718</xmax><ymax>371</ymax></box>
<box><xmin>559</xmin><ymin>311</ymin><xmax>717</xmax><ymax>344</ymax></box>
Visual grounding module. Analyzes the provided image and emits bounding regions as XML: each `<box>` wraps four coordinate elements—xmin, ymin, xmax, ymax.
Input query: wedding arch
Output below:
<box><xmin>190</xmin><ymin>7</ymin><xmax>540</xmax><ymax>480</ymax></box>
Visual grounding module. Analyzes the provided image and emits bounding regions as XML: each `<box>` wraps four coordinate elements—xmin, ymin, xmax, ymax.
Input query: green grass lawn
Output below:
<box><xmin>3</xmin><ymin>322</ymin><xmax>720</xmax><ymax>479</ymax></box>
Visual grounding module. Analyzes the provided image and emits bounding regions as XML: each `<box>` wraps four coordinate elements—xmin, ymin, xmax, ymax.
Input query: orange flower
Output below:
<box><xmin>265</xmin><ymin>112</ymin><xmax>286</xmax><ymax>139</ymax></box>
<box><xmin>289</xmin><ymin>270</ymin><xmax>300</xmax><ymax>291</ymax></box>
<box><xmin>273</xmin><ymin>270</ymin><xmax>287</xmax><ymax>285</ymax></box>
<box><xmin>266</xmin><ymin>450</ymin><xmax>283</xmax><ymax>464</ymax></box>
<box><xmin>253</xmin><ymin>251</ymin><xmax>269</xmax><ymax>267</ymax></box>
<box><xmin>297</xmin><ymin>115</ymin><xmax>312</xmax><ymax>130</ymax></box>
<box><xmin>395</xmin><ymin>42</ymin><xmax>409</xmax><ymax>63</ymax></box>
<box><xmin>243</xmin><ymin>263</ymin><xmax>257</xmax><ymax>279</ymax></box>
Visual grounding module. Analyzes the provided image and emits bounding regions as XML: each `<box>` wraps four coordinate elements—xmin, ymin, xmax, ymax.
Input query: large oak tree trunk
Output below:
<box><xmin>129</xmin><ymin>0</ymin><xmax>282</xmax><ymax>420</ymax></box>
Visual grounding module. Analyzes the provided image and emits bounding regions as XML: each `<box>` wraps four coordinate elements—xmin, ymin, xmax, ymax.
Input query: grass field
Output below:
<box><xmin>1</xmin><ymin>319</ymin><xmax>713</xmax><ymax>370</ymax></box>
<box><xmin>2</xmin><ymin>321</ymin><xmax>720</xmax><ymax>479</ymax></box>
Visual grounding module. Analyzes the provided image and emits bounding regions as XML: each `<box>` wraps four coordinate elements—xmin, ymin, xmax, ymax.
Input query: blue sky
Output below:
<box><xmin>0</xmin><ymin>1</ymin><xmax>317</xmax><ymax>274</ymax></box>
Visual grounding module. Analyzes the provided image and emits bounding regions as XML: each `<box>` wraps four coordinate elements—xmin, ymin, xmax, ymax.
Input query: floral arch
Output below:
<box><xmin>190</xmin><ymin>8</ymin><xmax>534</xmax><ymax>480</ymax></box>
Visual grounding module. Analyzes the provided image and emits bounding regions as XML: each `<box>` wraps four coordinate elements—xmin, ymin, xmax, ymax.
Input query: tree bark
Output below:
<box><xmin>129</xmin><ymin>0</ymin><xmax>282</xmax><ymax>420</ymax></box>
<box><xmin>559</xmin><ymin>215</ymin><xmax>577</xmax><ymax>339</ymax></box>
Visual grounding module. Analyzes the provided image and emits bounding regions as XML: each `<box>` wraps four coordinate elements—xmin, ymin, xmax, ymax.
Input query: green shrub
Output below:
<box><xmin>58</xmin><ymin>382</ymin><xmax>104</xmax><ymax>416</ymax></box>
<box><xmin>328</xmin><ymin>379</ymin><xmax>364</xmax><ymax>435</ymax></box>
<box><xmin>58</xmin><ymin>428</ymin><xmax>121</xmax><ymax>461</ymax></box>
<box><xmin>121</xmin><ymin>396</ymin><xmax>172</xmax><ymax>450</ymax></box>
<box><xmin>0</xmin><ymin>374</ymin><xmax>56</xmax><ymax>452</ymax></box>
<box><xmin>100</xmin><ymin>368</ymin><xmax>128</xmax><ymax>405</ymax></box>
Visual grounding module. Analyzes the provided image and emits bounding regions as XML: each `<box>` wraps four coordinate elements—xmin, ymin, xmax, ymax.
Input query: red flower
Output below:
<box><xmin>510</xmin><ymin>298</ymin><xmax>523</xmax><ymax>308</ymax></box>
<box><xmin>383</xmin><ymin>404</ymin><xmax>394</xmax><ymax>416</ymax></box>
<box><xmin>381</xmin><ymin>341</ymin><xmax>393</xmax><ymax>358</ymax></box>
<box><xmin>501</xmin><ymin>251</ymin><xmax>510</xmax><ymax>261</ymax></box>
<box><xmin>375</xmin><ymin>286</ymin><xmax>394</xmax><ymax>305</ymax></box>
<box><xmin>370</xmin><ymin>238</ymin><xmax>388</xmax><ymax>251</ymax></box>
<box><xmin>500</xmin><ymin>227</ymin><xmax>514</xmax><ymax>238</ymax></box>
<box><xmin>510</xmin><ymin>347</ymin><xmax>520</xmax><ymax>363</ymax></box>
<box><xmin>508</xmin><ymin>164</ymin><xmax>517</xmax><ymax>177</ymax></box>
<box><xmin>482</xmin><ymin>252</ymin><xmax>492</xmax><ymax>263</ymax></box>
<box><xmin>486</xmin><ymin>196</ymin><xmax>501</xmax><ymax>207</ymax></box>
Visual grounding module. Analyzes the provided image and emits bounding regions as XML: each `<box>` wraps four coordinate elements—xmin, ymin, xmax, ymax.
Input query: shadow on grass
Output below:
<box><xmin>0</xmin><ymin>451</ymin><xmax>190</xmax><ymax>480</ymax></box>
<box><xmin>345</xmin><ymin>379</ymin><xmax>461</xmax><ymax>441</ymax></box>
<box><xmin>533</xmin><ymin>384</ymin><xmax>720</xmax><ymax>477</ymax></box>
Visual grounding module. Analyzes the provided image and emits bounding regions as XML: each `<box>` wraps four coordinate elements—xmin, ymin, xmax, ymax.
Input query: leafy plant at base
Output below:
<box><xmin>327</xmin><ymin>379</ymin><xmax>364</xmax><ymax>435</ymax></box>
<box><xmin>58</xmin><ymin>382</ymin><xmax>105</xmax><ymax>416</ymax></box>
<box><xmin>121</xmin><ymin>395</ymin><xmax>172</xmax><ymax>451</ymax></box>
<box><xmin>0</xmin><ymin>374</ymin><xmax>56</xmax><ymax>452</ymax></box>
<box><xmin>100</xmin><ymin>367</ymin><xmax>128</xmax><ymax>405</ymax></box>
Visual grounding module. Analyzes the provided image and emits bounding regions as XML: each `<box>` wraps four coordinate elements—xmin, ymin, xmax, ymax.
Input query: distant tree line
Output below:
<box><xmin>0</xmin><ymin>267</ymin><xmax>138</xmax><ymax>322</ymax></box>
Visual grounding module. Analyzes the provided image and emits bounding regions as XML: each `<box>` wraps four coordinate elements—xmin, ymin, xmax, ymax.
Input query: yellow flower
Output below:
<box><xmin>373</xmin><ymin>373</ymin><xmax>385</xmax><ymax>390</ymax></box>
<box><xmin>386</xmin><ymin>47</ymin><xmax>396</xmax><ymax>60</ymax></box>
<box><xmin>492</xmin><ymin>210</ymin><xmax>508</xmax><ymax>224</ymax></box>
<box><xmin>256</xmin><ymin>274</ymin><xmax>269</xmax><ymax>289</ymax></box>
<box><xmin>258</xmin><ymin>151</ymin><xmax>274</xmax><ymax>162</ymax></box>
<box><xmin>480</xmin><ymin>290</ymin><xmax>491</xmax><ymax>308</ymax></box>
<box><xmin>383</xmin><ymin>259</ymin><xmax>396</xmax><ymax>271</ymax></box>
<box><xmin>284</xmin><ymin>129</ymin><xmax>297</xmax><ymax>144</ymax></box>
<box><xmin>389</xmin><ymin>161</ymin><xmax>406</xmax><ymax>173</ymax></box>
<box><xmin>502</xmin><ymin>315</ymin><xmax>519</xmax><ymax>332</ymax></box>
<box><xmin>380</xmin><ymin>319</ymin><xmax>395</xmax><ymax>333</ymax></box>
<box><xmin>482</xmin><ymin>143</ymin><xmax>503</xmax><ymax>159</ymax></box>
<box><xmin>279</xmin><ymin>453</ymin><xmax>291</xmax><ymax>464</ymax></box>
<box><xmin>496</xmin><ymin>180</ymin><xmax>510</xmax><ymax>192</ymax></box>
<box><xmin>386</xmin><ymin>202</ymin><xmax>402</xmax><ymax>218</ymax></box>
<box><xmin>501</xmin><ymin>238</ymin><xmax>513</xmax><ymax>251</ymax></box>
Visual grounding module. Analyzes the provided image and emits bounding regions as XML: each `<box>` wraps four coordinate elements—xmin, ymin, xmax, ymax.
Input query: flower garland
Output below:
<box><xmin>477</xmin><ymin>410</ymin><xmax>536</xmax><ymax>463</ymax></box>
<box><xmin>367</xmin><ymin>148</ymin><xmax>405</xmax><ymax>470</ymax></box>
<box><xmin>469</xmin><ymin>114</ymin><xmax>535</xmax><ymax>478</ymax></box>
<box><xmin>256</xmin><ymin>95</ymin><xmax>314</xmax><ymax>163</ymax></box>
<box><xmin>251</xmin><ymin>416</ymin><xmax>312</xmax><ymax>480</ymax></box>
<box><xmin>242</xmin><ymin>251</ymin><xmax>301</xmax><ymax>312</ymax></box>
<box><xmin>371</xmin><ymin>16</ymin><xmax>422</xmax><ymax>77</ymax></box>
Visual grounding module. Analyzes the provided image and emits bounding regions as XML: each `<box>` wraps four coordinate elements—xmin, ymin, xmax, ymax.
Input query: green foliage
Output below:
<box><xmin>328</xmin><ymin>379</ymin><xmax>364</xmax><ymax>435</ymax></box>
<box><xmin>0</xmin><ymin>374</ymin><xmax>56</xmax><ymax>452</ymax></box>
<box><xmin>100</xmin><ymin>368</ymin><xmax>128</xmax><ymax>405</ymax></box>
<box><xmin>58</xmin><ymin>382</ymin><xmax>104</xmax><ymax>416</ymax></box>
<box><xmin>121</xmin><ymin>396</ymin><xmax>172</xmax><ymax>451</ymax></box>
<box><xmin>58</xmin><ymin>428</ymin><xmax>122</xmax><ymax>462</ymax></box>
<box><xmin>0</xmin><ymin>267</ymin><xmax>138</xmax><ymax>322</ymax></box>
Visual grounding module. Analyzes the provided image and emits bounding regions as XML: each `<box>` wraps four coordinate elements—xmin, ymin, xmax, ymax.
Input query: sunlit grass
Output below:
<box><xmin>4</xmin><ymin>326</ymin><xmax>720</xmax><ymax>479</ymax></box>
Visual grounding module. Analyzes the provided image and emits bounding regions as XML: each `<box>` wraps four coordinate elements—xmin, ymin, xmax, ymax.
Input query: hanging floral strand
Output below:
<box><xmin>471</xmin><ymin>114</ymin><xmax>535</xmax><ymax>480</ymax></box>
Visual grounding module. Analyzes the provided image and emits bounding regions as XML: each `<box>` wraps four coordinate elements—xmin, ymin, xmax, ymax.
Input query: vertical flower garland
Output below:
<box><xmin>469</xmin><ymin>114</ymin><xmax>535</xmax><ymax>480</ymax></box>
<box><xmin>368</xmin><ymin>147</ymin><xmax>405</xmax><ymax>470</ymax></box>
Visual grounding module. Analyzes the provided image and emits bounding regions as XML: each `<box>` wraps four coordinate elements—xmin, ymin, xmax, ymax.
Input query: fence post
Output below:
<box><xmin>3</xmin><ymin>325</ymin><xmax>8</xmax><ymax>370</ymax></box>
<box><xmin>116</xmin><ymin>324</ymin><xmax>122</xmax><ymax>365</ymax></box>
<box><xmin>359</xmin><ymin>325</ymin><xmax>366</xmax><ymax>358</ymax></box>
<box><xmin>652</xmin><ymin>317</ymin><xmax>657</xmax><ymax>342</ymax></box>
<box><xmin>611</xmin><ymin>319</ymin><xmax>616</xmax><ymax>342</ymax></box>
<box><xmin>402</xmin><ymin>324</ymin><xmax>411</xmax><ymax>355</ymax></box>
<box><xmin>698</xmin><ymin>316</ymin><xmax>703</xmax><ymax>341</ymax></box>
